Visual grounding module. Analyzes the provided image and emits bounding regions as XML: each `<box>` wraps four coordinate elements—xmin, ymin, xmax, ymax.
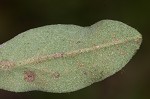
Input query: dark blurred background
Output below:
<box><xmin>0</xmin><ymin>0</ymin><xmax>150</xmax><ymax>99</ymax></box>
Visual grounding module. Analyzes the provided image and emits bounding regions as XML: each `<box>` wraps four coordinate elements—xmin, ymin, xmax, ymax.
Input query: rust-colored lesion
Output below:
<box><xmin>24</xmin><ymin>70</ymin><xmax>36</xmax><ymax>82</ymax></box>
<box><xmin>0</xmin><ymin>60</ymin><xmax>15</xmax><ymax>70</ymax></box>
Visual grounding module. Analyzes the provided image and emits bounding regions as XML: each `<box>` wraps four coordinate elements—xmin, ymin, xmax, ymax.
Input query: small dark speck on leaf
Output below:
<box><xmin>52</xmin><ymin>72</ymin><xmax>60</xmax><ymax>78</ymax></box>
<box><xmin>24</xmin><ymin>71</ymin><xmax>36</xmax><ymax>82</ymax></box>
<box><xmin>76</xmin><ymin>41</ymin><xmax>81</xmax><ymax>44</ymax></box>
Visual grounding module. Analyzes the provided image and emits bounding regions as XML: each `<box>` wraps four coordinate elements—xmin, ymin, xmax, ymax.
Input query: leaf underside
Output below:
<box><xmin>0</xmin><ymin>20</ymin><xmax>142</xmax><ymax>93</ymax></box>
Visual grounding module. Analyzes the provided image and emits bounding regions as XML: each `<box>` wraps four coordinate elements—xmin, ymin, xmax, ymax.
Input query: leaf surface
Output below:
<box><xmin>0</xmin><ymin>20</ymin><xmax>142</xmax><ymax>93</ymax></box>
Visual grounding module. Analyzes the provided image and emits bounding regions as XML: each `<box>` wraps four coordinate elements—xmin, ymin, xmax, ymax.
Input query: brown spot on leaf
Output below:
<box><xmin>76</xmin><ymin>41</ymin><xmax>81</xmax><ymax>44</ymax></box>
<box><xmin>77</xmin><ymin>62</ymin><xmax>84</xmax><ymax>67</ymax></box>
<box><xmin>24</xmin><ymin>71</ymin><xmax>36</xmax><ymax>82</ymax></box>
<box><xmin>134</xmin><ymin>37</ymin><xmax>142</xmax><ymax>45</ymax></box>
<box><xmin>113</xmin><ymin>38</ymin><xmax>119</xmax><ymax>44</ymax></box>
<box><xmin>52</xmin><ymin>72</ymin><xmax>60</xmax><ymax>78</ymax></box>
<box><xmin>83</xmin><ymin>71</ymin><xmax>88</xmax><ymax>75</ymax></box>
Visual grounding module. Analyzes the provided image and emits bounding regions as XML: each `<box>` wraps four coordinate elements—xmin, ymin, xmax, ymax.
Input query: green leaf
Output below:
<box><xmin>0</xmin><ymin>20</ymin><xmax>142</xmax><ymax>93</ymax></box>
